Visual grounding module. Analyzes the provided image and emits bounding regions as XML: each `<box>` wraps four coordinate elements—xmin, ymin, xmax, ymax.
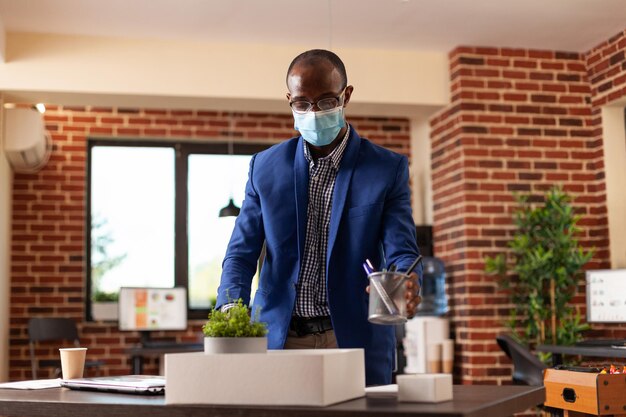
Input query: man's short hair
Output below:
<box><xmin>286</xmin><ymin>49</ymin><xmax>348</xmax><ymax>89</ymax></box>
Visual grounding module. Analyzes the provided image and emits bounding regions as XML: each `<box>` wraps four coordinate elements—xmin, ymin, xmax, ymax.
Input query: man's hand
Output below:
<box><xmin>405</xmin><ymin>272</ymin><xmax>421</xmax><ymax>318</ymax></box>
<box><xmin>365</xmin><ymin>271</ymin><xmax>421</xmax><ymax>318</ymax></box>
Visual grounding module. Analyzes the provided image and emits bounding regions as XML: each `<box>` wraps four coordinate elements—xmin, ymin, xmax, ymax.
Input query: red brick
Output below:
<box><xmin>528</xmin><ymin>50</ymin><xmax>554</xmax><ymax>59</ymax></box>
<box><xmin>486</xmin><ymin>58</ymin><xmax>510</xmax><ymax>67</ymax></box>
<box><xmin>502</xmin><ymin>70</ymin><xmax>527</xmax><ymax>79</ymax></box>
<box><xmin>100</xmin><ymin>117</ymin><xmax>125</xmax><ymax>124</ymax></box>
<box><xmin>513</xmin><ymin>60</ymin><xmax>537</xmax><ymax>69</ymax></box>
<box><xmin>541</xmin><ymin>62</ymin><xmax>564</xmax><ymax>70</ymax></box>
<box><xmin>501</xmin><ymin>48</ymin><xmax>526</xmax><ymax>57</ymax></box>
<box><xmin>542</xmin><ymin>84</ymin><xmax>567</xmax><ymax>93</ymax></box>
<box><xmin>529</xmin><ymin>72</ymin><xmax>554</xmax><ymax>81</ymax></box>
<box><xmin>514</xmin><ymin>83</ymin><xmax>539</xmax><ymax>91</ymax></box>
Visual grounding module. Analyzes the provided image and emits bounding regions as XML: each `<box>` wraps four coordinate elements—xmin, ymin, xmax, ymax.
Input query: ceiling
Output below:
<box><xmin>0</xmin><ymin>0</ymin><xmax>625</xmax><ymax>53</ymax></box>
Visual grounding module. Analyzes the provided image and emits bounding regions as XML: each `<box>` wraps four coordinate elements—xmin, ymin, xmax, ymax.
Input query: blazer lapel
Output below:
<box><xmin>326</xmin><ymin>128</ymin><xmax>360</xmax><ymax>266</ymax></box>
<box><xmin>294</xmin><ymin>137</ymin><xmax>309</xmax><ymax>274</ymax></box>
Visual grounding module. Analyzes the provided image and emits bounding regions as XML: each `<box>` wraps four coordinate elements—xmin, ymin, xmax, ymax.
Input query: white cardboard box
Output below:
<box><xmin>165</xmin><ymin>349</ymin><xmax>365</xmax><ymax>406</ymax></box>
<box><xmin>396</xmin><ymin>373</ymin><xmax>453</xmax><ymax>403</ymax></box>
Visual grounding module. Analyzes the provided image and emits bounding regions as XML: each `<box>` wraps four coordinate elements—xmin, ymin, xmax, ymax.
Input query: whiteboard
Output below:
<box><xmin>586</xmin><ymin>269</ymin><xmax>626</xmax><ymax>323</ymax></box>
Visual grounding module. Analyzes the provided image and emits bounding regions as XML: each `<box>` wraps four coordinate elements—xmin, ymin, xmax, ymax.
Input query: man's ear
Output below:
<box><xmin>343</xmin><ymin>85</ymin><xmax>354</xmax><ymax>107</ymax></box>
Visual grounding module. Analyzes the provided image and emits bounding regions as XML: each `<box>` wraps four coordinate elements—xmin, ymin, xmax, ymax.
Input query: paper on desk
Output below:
<box><xmin>365</xmin><ymin>384</ymin><xmax>398</xmax><ymax>397</ymax></box>
<box><xmin>0</xmin><ymin>378</ymin><xmax>61</xmax><ymax>390</ymax></box>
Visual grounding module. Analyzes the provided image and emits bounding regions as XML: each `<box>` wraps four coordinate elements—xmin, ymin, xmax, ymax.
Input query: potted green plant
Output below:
<box><xmin>485</xmin><ymin>186</ymin><xmax>593</xmax><ymax>360</ymax></box>
<box><xmin>202</xmin><ymin>299</ymin><xmax>268</xmax><ymax>354</ymax></box>
<box><xmin>91</xmin><ymin>290</ymin><xmax>119</xmax><ymax>321</ymax></box>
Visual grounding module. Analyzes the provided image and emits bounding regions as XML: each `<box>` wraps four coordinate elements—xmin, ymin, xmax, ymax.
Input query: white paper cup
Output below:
<box><xmin>59</xmin><ymin>347</ymin><xmax>87</xmax><ymax>380</ymax></box>
<box><xmin>441</xmin><ymin>340</ymin><xmax>454</xmax><ymax>373</ymax></box>
<box><xmin>427</xmin><ymin>343</ymin><xmax>441</xmax><ymax>373</ymax></box>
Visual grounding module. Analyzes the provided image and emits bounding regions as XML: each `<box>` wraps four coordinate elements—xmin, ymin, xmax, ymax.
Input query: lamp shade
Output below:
<box><xmin>219</xmin><ymin>198</ymin><xmax>240</xmax><ymax>217</ymax></box>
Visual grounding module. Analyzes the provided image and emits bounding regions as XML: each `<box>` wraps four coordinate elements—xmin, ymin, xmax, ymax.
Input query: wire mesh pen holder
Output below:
<box><xmin>368</xmin><ymin>271</ymin><xmax>410</xmax><ymax>325</ymax></box>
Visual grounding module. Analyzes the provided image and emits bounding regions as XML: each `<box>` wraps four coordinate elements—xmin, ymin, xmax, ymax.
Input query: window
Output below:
<box><xmin>187</xmin><ymin>154</ymin><xmax>253</xmax><ymax>309</ymax></box>
<box><xmin>90</xmin><ymin>146</ymin><xmax>175</xmax><ymax>293</ymax></box>
<box><xmin>87</xmin><ymin>140</ymin><xmax>270</xmax><ymax>320</ymax></box>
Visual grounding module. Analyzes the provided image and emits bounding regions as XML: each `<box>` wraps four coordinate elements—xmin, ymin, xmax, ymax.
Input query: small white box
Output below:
<box><xmin>396</xmin><ymin>373</ymin><xmax>453</xmax><ymax>403</ymax></box>
<box><xmin>165</xmin><ymin>349</ymin><xmax>365</xmax><ymax>407</ymax></box>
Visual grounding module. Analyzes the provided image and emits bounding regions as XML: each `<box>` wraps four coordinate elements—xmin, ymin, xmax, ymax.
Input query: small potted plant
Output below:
<box><xmin>202</xmin><ymin>299</ymin><xmax>268</xmax><ymax>354</ymax></box>
<box><xmin>91</xmin><ymin>290</ymin><xmax>119</xmax><ymax>321</ymax></box>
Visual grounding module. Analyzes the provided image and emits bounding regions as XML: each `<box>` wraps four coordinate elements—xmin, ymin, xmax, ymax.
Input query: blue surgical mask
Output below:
<box><xmin>293</xmin><ymin>107</ymin><xmax>346</xmax><ymax>147</ymax></box>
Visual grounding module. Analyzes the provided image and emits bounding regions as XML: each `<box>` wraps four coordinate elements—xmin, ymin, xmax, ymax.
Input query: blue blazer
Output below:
<box><xmin>217</xmin><ymin>127</ymin><xmax>421</xmax><ymax>386</ymax></box>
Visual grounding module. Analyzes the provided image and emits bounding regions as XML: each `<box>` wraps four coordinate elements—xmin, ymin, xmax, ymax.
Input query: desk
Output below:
<box><xmin>536</xmin><ymin>344</ymin><xmax>626</xmax><ymax>366</ymax></box>
<box><xmin>126</xmin><ymin>344</ymin><xmax>203</xmax><ymax>374</ymax></box>
<box><xmin>0</xmin><ymin>385</ymin><xmax>544</xmax><ymax>417</ymax></box>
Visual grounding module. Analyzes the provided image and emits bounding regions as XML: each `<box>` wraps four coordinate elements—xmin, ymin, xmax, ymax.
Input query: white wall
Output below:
<box><xmin>410</xmin><ymin>118</ymin><xmax>433</xmax><ymax>225</ymax></box>
<box><xmin>601</xmin><ymin>105</ymin><xmax>626</xmax><ymax>268</ymax></box>
<box><xmin>0</xmin><ymin>17</ymin><xmax>5</xmax><ymax>63</ymax></box>
<box><xmin>0</xmin><ymin>32</ymin><xmax>449</xmax><ymax>111</ymax></box>
<box><xmin>0</xmin><ymin>94</ymin><xmax>11</xmax><ymax>381</ymax></box>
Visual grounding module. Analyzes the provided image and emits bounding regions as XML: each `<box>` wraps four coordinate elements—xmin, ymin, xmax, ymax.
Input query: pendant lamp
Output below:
<box><xmin>219</xmin><ymin>198</ymin><xmax>240</xmax><ymax>217</ymax></box>
<box><xmin>219</xmin><ymin>115</ymin><xmax>241</xmax><ymax>217</ymax></box>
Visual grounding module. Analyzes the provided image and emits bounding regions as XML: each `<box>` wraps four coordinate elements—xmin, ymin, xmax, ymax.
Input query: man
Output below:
<box><xmin>217</xmin><ymin>49</ymin><xmax>421</xmax><ymax>386</ymax></box>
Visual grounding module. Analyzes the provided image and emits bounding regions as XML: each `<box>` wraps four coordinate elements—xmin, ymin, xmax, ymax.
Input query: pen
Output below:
<box><xmin>370</xmin><ymin>276</ymin><xmax>400</xmax><ymax>315</ymax></box>
<box><xmin>364</xmin><ymin>258</ymin><xmax>400</xmax><ymax>315</ymax></box>
<box><xmin>404</xmin><ymin>255</ymin><xmax>423</xmax><ymax>276</ymax></box>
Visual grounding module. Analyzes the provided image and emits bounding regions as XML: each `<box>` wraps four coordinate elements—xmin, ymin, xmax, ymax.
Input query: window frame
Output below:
<box><xmin>85</xmin><ymin>138</ymin><xmax>271</xmax><ymax>321</ymax></box>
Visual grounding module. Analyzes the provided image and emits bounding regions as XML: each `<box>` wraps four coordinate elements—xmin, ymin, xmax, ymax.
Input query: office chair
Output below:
<box><xmin>28</xmin><ymin>317</ymin><xmax>104</xmax><ymax>379</ymax></box>
<box><xmin>496</xmin><ymin>334</ymin><xmax>548</xmax><ymax>386</ymax></box>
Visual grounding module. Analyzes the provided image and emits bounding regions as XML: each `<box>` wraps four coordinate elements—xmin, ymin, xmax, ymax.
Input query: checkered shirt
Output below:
<box><xmin>294</xmin><ymin>125</ymin><xmax>351</xmax><ymax>318</ymax></box>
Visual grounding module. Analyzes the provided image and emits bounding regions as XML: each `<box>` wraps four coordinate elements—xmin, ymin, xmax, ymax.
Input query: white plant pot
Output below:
<box><xmin>91</xmin><ymin>302</ymin><xmax>118</xmax><ymax>321</ymax></box>
<box><xmin>203</xmin><ymin>337</ymin><xmax>267</xmax><ymax>354</ymax></box>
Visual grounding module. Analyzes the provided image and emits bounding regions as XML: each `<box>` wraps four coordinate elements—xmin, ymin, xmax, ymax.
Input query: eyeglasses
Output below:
<box><xmin>289</xmin><ymin>88</ymin><xmax>346</xmax><ymax>114</ymax></box>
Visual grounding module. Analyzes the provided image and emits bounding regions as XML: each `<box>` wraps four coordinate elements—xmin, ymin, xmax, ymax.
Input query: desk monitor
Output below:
<box><xmin>586</xmin><ymin>269</ymin><xmax>626</xmax><ymax>323</ymax></box>
<box><xmin>119</xmin><ymin>287</ymin><xmax>188</xmax><ymax>332</ymax></box>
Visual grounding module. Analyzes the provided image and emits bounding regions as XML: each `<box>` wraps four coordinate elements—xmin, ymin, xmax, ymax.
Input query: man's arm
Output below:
<box><xmin>216</xmin><ymin>155</ymin><xmax>265</xmax><ymax>308</ymax></box>
<box><xmin>381</xmin><ymin>156</ymin><xmax>423</xmax><ymax>316</ymax></box>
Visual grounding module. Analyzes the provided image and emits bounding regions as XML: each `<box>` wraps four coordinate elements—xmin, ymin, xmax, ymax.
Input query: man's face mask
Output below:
<box><xmin>292</xmin><ymin>106</ymin><xmax>346</xmax><ymax>147</ymax></box>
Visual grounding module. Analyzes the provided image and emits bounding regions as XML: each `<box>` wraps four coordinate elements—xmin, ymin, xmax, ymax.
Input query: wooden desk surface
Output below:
<box><xmin>0</xmin><ymin>385</ymin><xmax>544</xmax><ymax>417</ymax></box>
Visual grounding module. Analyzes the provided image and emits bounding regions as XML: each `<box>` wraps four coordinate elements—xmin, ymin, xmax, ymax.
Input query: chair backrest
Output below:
<box><xmin>28</xmin><ymin>318</ymin><xmax>80</xmax><ymax>343</ymax></box>
<box><xmin>28</xmin><ymin>318</ymin><xmax>81</xmax><ymax>379</ymax></box>
<box><xmin>496</xmin><ymin>334</ymin><xmax>547</xmax><ymax>386</ymax></box>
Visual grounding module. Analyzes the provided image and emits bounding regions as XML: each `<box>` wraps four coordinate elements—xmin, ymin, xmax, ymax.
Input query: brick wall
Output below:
<box><xmin>8</xmin><ymin>106</ymin><xmax>410</xmax><ymax>380</ymax></box>
<box><xmin>583</xmin><ymin>29</ymin><xmax>626</xmax><ymax>339</ymax></box>
<box><xmin>431</xmin><ymin>30</ymin><xmax>626</xmax><ymax>385</ymax></box>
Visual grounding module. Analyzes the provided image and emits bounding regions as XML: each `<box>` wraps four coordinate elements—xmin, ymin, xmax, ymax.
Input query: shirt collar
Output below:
<box><xmin>303</xmin><ymin>124</ymin><xmax>351</xmax><ymax>170</ymax></box>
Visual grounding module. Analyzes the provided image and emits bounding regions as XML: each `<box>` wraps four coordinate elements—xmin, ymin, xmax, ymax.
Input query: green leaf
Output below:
<box><xmin>484</xmin><ymin>185</ymin><xmax>594</xmax><ymax>351</ymax></box>
<box><xmin>202</xmin><ymin>299</ymin><xmax>268</xmax><ymax>338</ymax></box>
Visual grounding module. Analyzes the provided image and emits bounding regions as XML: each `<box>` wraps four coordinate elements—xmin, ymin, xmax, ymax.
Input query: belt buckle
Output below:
<box><xmin>291</xmin><ymin>318</ymin><xmax>307</xmax><ymax>337</ymax></box>
<box><xmin>308</xmin><ymin>320</ymin><xmax>323</xmax><ymax>335</ymax></box>
<box><xmin>292</xmin><ymin>318</ymin><xmax>315</xmax><ymax>336</ymax></box>
<box><xmin>291</xmin><ymin>316</ymin><xmax>330</xmax><ymax>336</ymax></box>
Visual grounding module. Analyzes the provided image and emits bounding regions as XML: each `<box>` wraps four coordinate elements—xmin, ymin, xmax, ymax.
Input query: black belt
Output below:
<box><xmin>289</xmin><ymin>316</ymin><xmax>333</xmax><ymax>336</ymax></box>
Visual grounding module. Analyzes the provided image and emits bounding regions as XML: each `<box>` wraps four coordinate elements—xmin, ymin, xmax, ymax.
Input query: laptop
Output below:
<box><xmin>60</xmin><ymin>375</ymin><xmax>165</xmax><ymax>395</ymax></box>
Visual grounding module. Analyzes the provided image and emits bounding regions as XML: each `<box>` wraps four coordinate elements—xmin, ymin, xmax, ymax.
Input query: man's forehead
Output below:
<box><xmin>287</xmin><ymin>62</ymin><xmax>341</xmax><ymax>92</ymax></box>
<box><xmin>289</xmin><ymin>60</ymin><xmax>337</xmax><ymax>78</ymax></box>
